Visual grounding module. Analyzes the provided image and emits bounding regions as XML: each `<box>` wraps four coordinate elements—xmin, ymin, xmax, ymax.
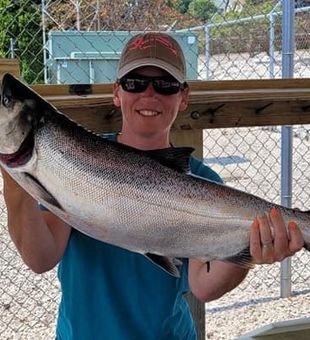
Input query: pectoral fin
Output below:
<box><xmin>22</xmin><ymin>172</ymin><xmax>63</xmax><ymax>210</ymax></box>
<box><xmin>222</xmin><ymin>247</ymin><xmax>254</xmax><ymax>269</ymax></box>
<box><xmin>145</xmin><ymin>253</ymin><xmax>182</xmax><ymax>278</ymax></box>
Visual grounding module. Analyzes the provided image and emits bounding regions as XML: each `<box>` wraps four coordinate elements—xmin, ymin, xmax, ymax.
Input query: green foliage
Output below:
<box><xmin>188</xmin><ymin>0</ymin><xmax>218</xmax><ymax>21</ymax></box>
<box><xmin>169</xmin><ymin>0</ymin><xmax>219</xmax><ymax>19</ymax></box>
<box><xmin>242</xmin><ymin>0</ymin><xmax>278</xmax><ymax>16</ymax></box>
<box><xmin>0</xmin><ymin>0</ymin><xmax>43</xmax><ymax>83</ymax></box>
<box><xmin>171</xmin><ymin>0</ymin><xmax>192</xmax><ymax>13</ymax></box>
<box><xmin>0</xmin><ymin>0</ymin><xmax>12</xmax><ymax>58</ymax></box>
<box><xmin>213</xmin><ymin>0</ymin><xmax>276</xmax><ymax>23</ymax></box>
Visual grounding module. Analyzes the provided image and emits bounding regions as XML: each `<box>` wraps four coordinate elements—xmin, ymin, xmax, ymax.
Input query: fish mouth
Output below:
<box><xmin>0</xmin><ymin>130</ymin><xmax>34</xmax><ymax>168</ymax></box>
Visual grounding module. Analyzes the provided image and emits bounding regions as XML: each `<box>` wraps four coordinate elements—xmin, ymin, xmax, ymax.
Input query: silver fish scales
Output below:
<box><xmin>0</xmin><ymin>73</ymin><xmax>309</xmax><ymax>277</ymax></box>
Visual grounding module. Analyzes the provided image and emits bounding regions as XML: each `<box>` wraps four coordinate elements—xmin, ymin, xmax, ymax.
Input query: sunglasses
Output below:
<box><xmin>117</xmin><ymin>74</ymin><xmax>187</xmax><ymax>95</ymax></box>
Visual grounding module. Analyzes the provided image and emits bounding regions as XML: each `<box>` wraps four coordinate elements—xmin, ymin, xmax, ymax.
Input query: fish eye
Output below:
<box><xmin>26</xmin><ymin>113</ymin><xmax>33</xmax><ymax>123</ymax></box>
<box><xmin>2</xmin><ymin>95</ymin><xmax>11</xmax><ymax>107</ymax></box>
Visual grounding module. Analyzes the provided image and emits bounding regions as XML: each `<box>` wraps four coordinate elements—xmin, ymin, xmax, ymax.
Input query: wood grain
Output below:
<box><xmin>31</xmin><ymin>78</ymin><xmax>310</xmax><ymax>132</ymax></box>
<box><xmin>0</xmin><ymin>59</ymin><xmax>20</xmax><ymax>81</ymax></box>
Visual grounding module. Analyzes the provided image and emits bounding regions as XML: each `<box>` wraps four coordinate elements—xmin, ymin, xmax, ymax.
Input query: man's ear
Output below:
<box><xmin>179</xmin><ymin>87</ymin><xmax>189</xmax><ymax>112</ymax></box>
<box><xmin>113</xmin><ymin>83</ymin><xmax>121</xmax><ymax>107</ymax></box>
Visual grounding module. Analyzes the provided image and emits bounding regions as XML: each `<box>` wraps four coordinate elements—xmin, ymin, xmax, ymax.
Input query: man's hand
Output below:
<box><xmin>189</xmin><ymin>207</ymin><xmax>304</xmax><ymax>302</ymax></box>
<box><xmin>250</xmin><ymin>207</ymin><xmax>304</xmax><ymax>264</ymax></box>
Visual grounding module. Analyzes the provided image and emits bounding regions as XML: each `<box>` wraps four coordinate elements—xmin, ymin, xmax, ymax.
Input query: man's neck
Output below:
<box><xmin>117</xmin><ymin>131</ymin><xmax>170</xmax><ymax>150</ymax></box>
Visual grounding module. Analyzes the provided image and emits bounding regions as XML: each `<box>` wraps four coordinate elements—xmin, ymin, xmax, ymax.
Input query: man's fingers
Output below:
<box><xmin>269</xmin><ymin>207</ymin><xmax>289</xmax><ymax>260</ymax></box>
<box><xmin>250</xmin><ymin>208</ymin><xmax>304</xmax><ymax>265</ymax></box>
<box><xmin>288</xmin><ymin>221</ymin><xmax>304</xmax><ymax>254</ymax></box>
<box><xmin>250</xmin><ymin>217</ymin><xmax>262</xmax><ymax>262</ymax></box>
<box><xmin>255</xmin><ymin>213</ymin><xmax>275</xmax><ymax>264</ymax></box>
<box><xmin>257</xmin><ymin>212</ymin><xmax>273</xmax><ymax>245</ymax></box>
<box><xmin>258</xmin><ymin>213</ymin><xmax>274</xmax><ymax>263</ymax></box>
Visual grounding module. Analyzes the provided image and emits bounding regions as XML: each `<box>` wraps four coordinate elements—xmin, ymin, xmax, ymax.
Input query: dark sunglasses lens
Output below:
<box><xmin>120</xmin><ymin>78</ymin><xmax>148</xmax><ymax>93</ymax></box>
<box><xmin>120</xmin><ymin>76</ymin><xmax>183</xmax><ymax>95</ymax></box>
<box><xmin>153</xmin><ymin>80</ymin><xmax>181</xmax><ymax>95</ymax></box>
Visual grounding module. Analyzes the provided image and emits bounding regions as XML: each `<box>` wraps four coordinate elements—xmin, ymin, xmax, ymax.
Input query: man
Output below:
<box><xmin>1</xmin><ymin>32</ymin><xmax>304</xmax><ymax>339</ymax></box>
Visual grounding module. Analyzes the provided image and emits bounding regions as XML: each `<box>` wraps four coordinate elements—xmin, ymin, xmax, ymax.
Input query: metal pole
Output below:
<box><xmin>204</xmin><ymin>24</ymin><xmax>210</xmax><ymax>80</ymax></box>
<box><xmin>268</xmin><ymin>1</ymin><xmax>282</xmax><ymax>78</ymax></box>
<box><xmin>96</xmin><ymin>0</ymin><xmax>100</xmax><ymax>30</ymax></box>
<box><xmin>268</xmin><ymin>11</ymin><xmax>276</xmax><ymax>78</ymax></box>
<box><xmin>41</xmin><ymin>0</ymin><xmax>48</xmax><ymax>84</ymax></box>
<box><xmin>69</xmin><ymin>0</ymin><xmax>81</xmax><ymax>30</ymax></box>
<box><xmin>76</xmin><ymin>0</ymin><xmax>80</xmax><ymax>31</ymax></box>
<box><xmin>9</xmin><ymin>38</ymin><xmax>15</xmax><ymax>58</ymax></box>
<box><xmin>280</xmin><ymin>0</ymin><xmax>295</xmax><ymax>298</ymax></box>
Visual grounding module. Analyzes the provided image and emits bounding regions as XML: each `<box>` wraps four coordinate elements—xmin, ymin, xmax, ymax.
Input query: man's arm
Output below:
<box><xmin>189</xmin><ymin>259</ymin><xmax>248</xmax><ymax>302</ymax></box>
<box><xmin>189</xmin><ymin>208</ymin><xmax>304</xmax><ymax>302</ymax></box>
<box><xmin>1</xmin><ymin>167</ymin><xmax>71</xmax><ymax>273</ymax></box>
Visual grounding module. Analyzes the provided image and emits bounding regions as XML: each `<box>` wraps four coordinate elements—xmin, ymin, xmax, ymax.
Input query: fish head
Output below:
<box><xmin>0</xmin><ymin>74</ymin><xmax>42</xmax><ymax>168</ymax></box>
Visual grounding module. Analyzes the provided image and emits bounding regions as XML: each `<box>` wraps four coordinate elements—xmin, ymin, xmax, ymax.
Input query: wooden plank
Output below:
<box><xmin>186</xmin><ymin>293</ymin><xmax>205</xmax><ymax>340</ymax></box>
<box><xmin>0</xmin><ymin>59</ymin><xmax>20</xmax><ymax>81</ymax></box>
<box><xmin>29</xmin><ymin>78</ymin><xmax>310</xmax><ymax>132</ymax></box>
<box><xmin>238</xmin><ymin>317</ymin><xmax>310</xmax><ymax>339</ymax></box>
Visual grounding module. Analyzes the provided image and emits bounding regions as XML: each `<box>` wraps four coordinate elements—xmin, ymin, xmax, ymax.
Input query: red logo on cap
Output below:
<box><xmin>129</xmin><ymin>35</ymin><xmax>179</xmax><ymax>56</ymax></box>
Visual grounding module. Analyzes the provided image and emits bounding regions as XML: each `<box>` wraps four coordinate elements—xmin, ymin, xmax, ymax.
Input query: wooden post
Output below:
<box><xmin>186</xmin><ymin>293</ymin><xmax>205</xmax><ymax>340</ymax></box>
<box><xmin>171</xmin><ymin>129</ymin><xmax>205</xmax><ymax>340</ymax></box>
<box><xmin>171</xmin><ymin>129</ymin><xmax>203</xmax><ymax>159</ymax></box>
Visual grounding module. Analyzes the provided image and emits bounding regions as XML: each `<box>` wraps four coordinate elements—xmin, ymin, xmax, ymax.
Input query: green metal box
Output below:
<box><xmin>47</xmin><ymin>31</ymin><xmax>199</xmax><ymax>84</ymax></box>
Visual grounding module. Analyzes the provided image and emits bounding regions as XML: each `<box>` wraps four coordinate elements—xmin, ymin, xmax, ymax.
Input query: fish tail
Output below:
<box><xmin>304</xmin><ymin>243</ymin><xmax>310</xmax><ymax>252</ymax></box>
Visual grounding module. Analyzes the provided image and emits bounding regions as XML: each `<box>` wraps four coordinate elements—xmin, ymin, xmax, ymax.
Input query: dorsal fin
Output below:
<box><xmin>146</xmin><ymin>146</ymin><xmax>194</xmax><ymax>173</ymax></box>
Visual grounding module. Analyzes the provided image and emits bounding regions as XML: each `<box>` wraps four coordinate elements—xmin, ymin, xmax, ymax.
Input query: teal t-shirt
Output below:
<box><xmin>56</xmin><ymin>134</ymin><xmax>223</xmax><ymax>340</ymax></box>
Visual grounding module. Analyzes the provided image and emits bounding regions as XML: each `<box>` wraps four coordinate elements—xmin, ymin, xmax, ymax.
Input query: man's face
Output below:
<box><xmin>113</xmin><ymin>66</ymin><xmax>189</xmax><ymax>138</ymax></box>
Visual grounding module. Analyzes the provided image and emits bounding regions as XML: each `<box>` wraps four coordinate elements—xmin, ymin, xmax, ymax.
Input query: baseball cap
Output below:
<box><xmin>117</xmin><ymin>32</ymin><xmax>186</xmax><ymax>83</ymax></box>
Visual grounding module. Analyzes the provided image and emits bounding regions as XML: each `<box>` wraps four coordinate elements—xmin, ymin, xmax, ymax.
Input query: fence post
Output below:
<box><xmin>41</xmin><ymin>0</ymin><xmax>48</xmax><ymax>84</ymax></box>
<box><xmin>204</xmin><ymin>24</ymin><xmax>210</xmax><ymax>80</ymax></box>
<box><xmin>186</xmin><ymin>293</ymin><xmax>205</xmax><ymax>340</ymax></box>
<box><xmin>268</xmin><ymin>12</ymin><xmax>276</xmax><ymax>78</ymax></box>
<box><xmin>280</xmin><ymin>0</ymin><xmax>295</xmax><ymax>298</ymax></box>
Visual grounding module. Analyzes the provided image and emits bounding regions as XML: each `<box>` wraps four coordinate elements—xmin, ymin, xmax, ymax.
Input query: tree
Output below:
<box><xmin>188</xmin><ymin>0</ymin><xmax>218</xmax><ymax>21</ymax></box>
<box><xmin>0</xmin><ymin>0</ymin><xmax>43</xmax><ymax>83</ymax></box>
<box><xmin>47</xmin><ymin>0</ymin><xmax>199</xmax><ymax>31</ymax></box>
<box><xmin>170</xmin><ymin>0</ymin><xmax>192</xmax><ymax>13</ymax></box>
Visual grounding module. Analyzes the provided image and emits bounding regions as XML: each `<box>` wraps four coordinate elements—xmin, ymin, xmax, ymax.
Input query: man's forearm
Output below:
<box><xmin>189</xmin><ymin>259</ymin><xmax>249</xmax><ymax>302</ymax></box>
<box><xmin>1</xmin><ymin>167</ymin><xmax>69</xmax><ymax>272</ymax></box>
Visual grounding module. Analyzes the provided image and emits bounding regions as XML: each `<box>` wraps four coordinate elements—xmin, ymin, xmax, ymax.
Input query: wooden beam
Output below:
<box><xmin>0</xmin><ymin>59</ymin><xmax>20</xmax><ymax>81</ymax></box>
<box><xmin>29</xmin><ymin>78</ymin><xmax>310</xmax><ymax>133</ymax></box>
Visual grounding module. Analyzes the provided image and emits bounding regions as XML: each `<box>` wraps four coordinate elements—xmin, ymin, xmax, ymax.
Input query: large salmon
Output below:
<box><xmin>0</xmin><ymin>73</ymin><xmax>309</xmax><ymax>276</ymax></box>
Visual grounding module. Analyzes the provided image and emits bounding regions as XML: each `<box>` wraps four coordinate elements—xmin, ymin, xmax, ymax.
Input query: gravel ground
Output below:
<box><xmin>199</xmin><ymin>49</ymin><xmax>310</xmax><ymax>80</ymax></box>
<box><xmin>205</xmin><ymin>260</ymin><xmax>310</xmax><ymax>339</ymax></box>
<box><xmin>1</xmin><ymin>49</ymin><xmax>310</xmax><ymax>339</ymax></box>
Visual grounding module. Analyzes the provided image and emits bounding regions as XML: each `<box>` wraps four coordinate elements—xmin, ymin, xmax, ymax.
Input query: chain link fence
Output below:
<box><xmin>1</xmin><ymin>0</ymin><xmax>310</xmax><ymax>338</ymax></box>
